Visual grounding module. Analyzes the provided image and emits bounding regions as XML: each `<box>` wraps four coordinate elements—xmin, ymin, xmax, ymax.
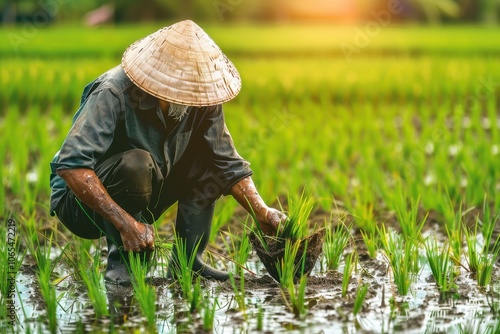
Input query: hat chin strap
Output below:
<box><xmin>168</xmin><ymin>102</ymin><xmax>190</xmax><ymax>121</ymax></box>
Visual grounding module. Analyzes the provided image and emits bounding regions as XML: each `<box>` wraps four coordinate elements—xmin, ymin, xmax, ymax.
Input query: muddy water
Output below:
<box><xmin>4</xmin><ymin>250</ymin><xmax>500</xmax><ymax>333</ymax></box>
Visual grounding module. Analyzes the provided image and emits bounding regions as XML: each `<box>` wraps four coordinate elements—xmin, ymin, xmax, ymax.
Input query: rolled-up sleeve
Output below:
<box><xmin>51</xmin><ymin>86</ymin><xmax>122</xmax><ymax>172</ymax></box>
<box><xmin>202</xmin><ymin>105</ymin><xmax>253</xmax><ymax>195</ymax></box>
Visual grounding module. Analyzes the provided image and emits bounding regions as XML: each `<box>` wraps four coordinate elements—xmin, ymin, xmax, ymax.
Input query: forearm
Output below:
<box><xmin>229</xmin><ymin>176</ymin><xmax>268</xmax><ymax>218</ymax></box>
<box><xmin>230</xmin><ymin>176</ymin><xmax>287</xmax><ymax>235</ymax></box>
<box><xmin>56</xmin><ymin>168</ymin><xmax>132</xmax><ymax>232</ymax></box>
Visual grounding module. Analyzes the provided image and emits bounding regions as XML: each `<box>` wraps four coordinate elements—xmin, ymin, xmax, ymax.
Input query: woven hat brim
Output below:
<box><xmin>122</xmin><ymin>22</ymin><xmax>241</xmax><ymax>107</ymax></box>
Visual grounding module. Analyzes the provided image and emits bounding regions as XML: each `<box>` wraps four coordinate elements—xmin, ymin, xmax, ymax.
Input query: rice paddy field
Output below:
<box><xmin>1</xmin><ymin>23</ymin><xmax>500</xmax><ymax>333</ymax></box>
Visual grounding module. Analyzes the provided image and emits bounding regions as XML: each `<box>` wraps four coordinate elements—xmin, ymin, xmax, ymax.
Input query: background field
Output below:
<box><xmin>0</xmin><ymin>22</ymin><xmax>499</xmax><ymax>333</ymax></box>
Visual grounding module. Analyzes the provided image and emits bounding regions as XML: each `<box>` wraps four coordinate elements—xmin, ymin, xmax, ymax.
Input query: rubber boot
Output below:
<box><xmin>104</xmin><ymin>213</ymin><xmax>151</xmax><ymax>286</ymax></box>
<box><xmin>169</xmin><ymin>200</ymin><xmax>229</xmax><ymax>281</ymax></box>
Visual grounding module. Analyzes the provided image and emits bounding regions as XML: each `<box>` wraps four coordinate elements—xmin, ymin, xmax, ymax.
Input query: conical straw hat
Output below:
<box><xmin>122</xmin><ymin>20</ymin><xmax>241</xmax><ymax>107</ymax></box>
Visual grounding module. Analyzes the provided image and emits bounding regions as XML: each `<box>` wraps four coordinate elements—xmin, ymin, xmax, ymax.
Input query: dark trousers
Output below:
<box><xmin>55</xmin><ymin>149</ymin><xmax>168</xmax><ymax>240</ymax></box>
<box><xmin>55</xmin><ymin>148</ymin><xmax>228</xmax><ymax>280</ymax></box>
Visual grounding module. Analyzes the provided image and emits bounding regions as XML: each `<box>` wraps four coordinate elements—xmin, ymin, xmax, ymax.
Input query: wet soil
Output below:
<box><xmin>5</xmin><ymin>203</ymin><xmax>500</xmax><ymax>333</ymax></box>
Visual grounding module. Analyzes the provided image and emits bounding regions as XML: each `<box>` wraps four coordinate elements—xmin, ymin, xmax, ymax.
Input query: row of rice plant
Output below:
<box><xmin>2</xmin><ymin>56</ymin><xmax>499</xmax><ymax>114</ymax></box>
<box><xmin>2</xmin><ymin>24</ymin><xmax>499</xmax><ymax>57</ymax></box>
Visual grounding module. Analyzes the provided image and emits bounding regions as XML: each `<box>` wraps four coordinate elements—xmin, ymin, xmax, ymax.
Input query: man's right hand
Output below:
<box><xmin>119</xmin><ymin>220</ymin><xmax>155</xmax><ymax>252</ymax></box>
<box><xmin>57</xmin><ymin>168</ymin><xmax>155</xmax><ymax>253</ymax></box>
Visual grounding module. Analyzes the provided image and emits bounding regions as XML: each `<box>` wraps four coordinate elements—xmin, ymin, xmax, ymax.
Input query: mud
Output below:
<box><xmin>4</xmin><ymin>203</ymin><xmax>500</xmax><ymax>333</ymax></box>
<box><xmin>8</xmin><ymin>244</ymin><xmax>500</xmax><ymax>334</ymax></box>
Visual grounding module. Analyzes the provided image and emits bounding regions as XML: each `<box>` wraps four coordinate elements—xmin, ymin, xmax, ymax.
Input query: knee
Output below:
<box><xmin>112</xmin><ymin>149</ymin><xmax>157</xmax><ymax>196</ymax></box>
<box><xmin>119</xmin><ymin>149</ymin><xmax>155</xmax><ymax>177</ymax></box>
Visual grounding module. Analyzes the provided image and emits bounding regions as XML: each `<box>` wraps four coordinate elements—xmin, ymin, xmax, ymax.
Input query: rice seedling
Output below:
<box><xmin>360</xmin><ymin>230</ymin><xmax>378</xmax><ymax>259</ymax></box>
<box><xmin>464</xmin><ymin>201</ymin><xmax>500</xmax><ymax>287</ymax></box>
<box><xmin>353</xmin><ymin>283</ymin><xmax>369</xmax><ymax>315</ymax></box>
<box><xmin>222</xmin><ymin>224</ymin><xmax>251</xmax><ymax>276</ymax></box>
<box><xmin>424</xmin><ymin>237</ymin><xmax>457</xmax><ymax>294</ymax></box>
<box><xmin>202</xmin><ymin>295</ymin><xmax>218</xmax><ymax>331</ymax></box>
<box><xmin>342</xmin><ymin>251</ymin><xmax>356</xmax><ymax>298</ymax></box>
<box><xmin>210</xmin><ymin>200</ymin><xmax>238</xmax><ymax>243</ymax></box>
<box><xmin>256</xmin><ymin>306</ymin><xmax>264</xmax><ymax>331</ymax></box>
<box><xmin>464</xmin><ymin>220</ymin><xmax>480</xmax><ymax>273</ymax></box>
<box><xmin>392</xmin><ymin>194</ymin><xmax>426</xmax><ymax>243</ymax></box>
<box><xmin>276</xmin><ymin>239</ymin><xmax>307</xmax><ymax>286</ymax></box>
<box><xmin>476</xmin><ymin>250</ymin><xmax>499</xmax><ymax>288</ymax></box>
<box><xmin>76</xmin><ymin>244</ymin><xmax>109</xmax><ymax>317</ymax></box>
<box><xmin>189</xmin><ymin>277</ymin><xmax>203</xmax><ymax>313</ymax></box>
<box><xmin>277</xmin><ymin>194</ymin><xmax>316</xmax><ymax>241</ymax></box>
<box><xmin>169</xmin><ymin>235</ymin><xmax>202</xmax><ymax>310</ymax></box>
<box><xmin>129</xmin><ymin>252</ymin><xmax>157</xmax><ymax>331</ymax></box>
<box><xmin>27</xmin><ymin>232</ymin><xmax>64</xmax><ymax>334</ymax></box>
<box><xmin>281</xmin><ymin>275</ymin><xmax>308</xmax><ymax>319</ymax></box>
<box><xmin>228</xmin><ymin>271</ymin><xmax>247</xmax><ymax>315</ymax></box>
<box><xmin>323</xmin><ymin>221</ymin><xmax>352</xmax><ymax>270</ymax></box>
<box><xmin>379</xmin><ymin>225</ymin><xmax>420</xmax><ymax>296</ymax></box>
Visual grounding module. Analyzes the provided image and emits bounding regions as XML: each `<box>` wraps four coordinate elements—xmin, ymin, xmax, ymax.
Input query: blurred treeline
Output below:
<box><xmin>1</xmin><ymin>0</ymin><xmax>499</xmax><ymax>25</ymax></box>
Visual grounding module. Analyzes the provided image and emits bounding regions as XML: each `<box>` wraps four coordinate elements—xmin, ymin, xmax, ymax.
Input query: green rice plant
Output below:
<box><xmin>486</xmin><ymin>320</ymin><xmax>500</xmax><ymax>334</ymax></box>
<box><xmin>202</xmin><ymin>295</ymin><xmax>218</xmax><ymax>331</ymax></box>
<box><xmin>129</xmin><ymin>252</ymin><xmax>157</xmax><ymax>331</ymax></box>
<box><xmin>29</xmin><ymin>234</ymin><xmax>63</xmax><ymax>334</ymax></box>
<box><xmin>323</xmin><ymin>222</ymin><xmax>352</xmax><ymax>271</ymax></box>
<box><xmin>464</xmin><ymin>221</ymin><xmax>480</xmax><ymax>273</ymax></box>
<box><xmin>379</xmin><ymin>225</ymin><xmax>419</xmax><ymax>296</ymax></box>
<box><xmin>189</xmin><ymin>277</ymin><xmax>203</xmax><ymax>313</ymax></box>
<box><xmin>353</xmin><ymin>284</ymin><xmax>369</xmax><ymax>315</ymax></box>
<box><xmin>348</xmin><ymin>194</ymin><xmax>377</xmax><ymax>235</ymax></box>
<box><xmin>229</xmin><ymin>271</ymin><xmax>247</xmax><ymax>315</ymax></box>
<box><xmin>76</xmin><ymin>245</ymin><xmax>109</xmax><ymax>317</ymax></box>
<box><xmin>464</xmin><ymin>202</ymin><xmax>500</xmax><ymax>287</ymax></box>
<box><xmin>210</xmin><ymin>200</ymin><xmax>237</xmax><ymax>243</ymax></box>
<box><xmin>360</xmin><ymin>230</ymin><xmax>378</xmax><ymax>259</ymax></box>
<box><xmin>283</xmin><ymin>275</ymin><xmax>308</xmax><ymax>319</ymax></box>
<box><xmin>276</xmin><ymin>239</ymin><xmax>307</xmax><ymax>286</ymax></box>
<box><xmin>392</xmin><ymin>194</ymin><xmax>426</xmax><ymax>243</ymax></box>
<box><xmin>476</xmin><ymin>252</ymin><xmax>498</xmax><ymax>288</ymax></box>
<box><xmin>277</xmin><ymin>194</ymin><xmax>315</xmax><ymax>241</ymax></box>
<box><xmin>440</xmin><ymin>196</ymin><xmax>470</xmax><ymax>263</ymax></box>
<box><xmin>424</xmin><ymin>237</ymin><xmax>457</xmax><ymax>294</ymax></box>
<box><xmin>342</xmin><ymin>251</ymin><xmax>356</xmax><ymax>298</ymax></box>
<box><xmin>222</xmin><ymin>224</ymin><xmax>251</xmax><ymax>276</ymax></box>
<box><xmin>249</xmin><ymin>193</ymin><xmax>315</xmax><ymax>252</ymax></box>
<box><xmin>479</xmin><ymin>199</ymin><xmax>500</xmax><ymax>253</ymax></box>
<box><xmin>476</xmin><ymin>234</ymin><xmax>500</xmax><ymax>287</ymax></box>
<box><xmin>169</xmin><ymin>235</ymin><xmax>201</xmax><ymax>308</ymax></box>
<box><xmin>256</xmin><ymin>306</ymin><xmax>264</xmax><ymax>331</ymax></box>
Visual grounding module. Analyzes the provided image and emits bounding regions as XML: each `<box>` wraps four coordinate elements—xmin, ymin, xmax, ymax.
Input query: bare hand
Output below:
<box><xmin>257</xmin><ymin>207</ymin><xmax>287</xmax><ymax>235</ymax></box>
<box><xmin>119</xmin><ymin>220</ymin><xmax>155</xmax><ymax>252</ymax></box>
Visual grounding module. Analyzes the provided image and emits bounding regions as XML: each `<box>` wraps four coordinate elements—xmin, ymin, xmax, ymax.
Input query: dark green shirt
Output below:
<box><xmin>50</xmin><ymin>65</ymin><xmax>252</xmax><ymax>215</ymax></box>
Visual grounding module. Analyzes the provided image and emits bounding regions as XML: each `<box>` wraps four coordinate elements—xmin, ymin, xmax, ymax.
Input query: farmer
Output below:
<box><xmin>49</xmin><ymin>20</ymin><xmax>287</xmax><ymax>285</ymax></box>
